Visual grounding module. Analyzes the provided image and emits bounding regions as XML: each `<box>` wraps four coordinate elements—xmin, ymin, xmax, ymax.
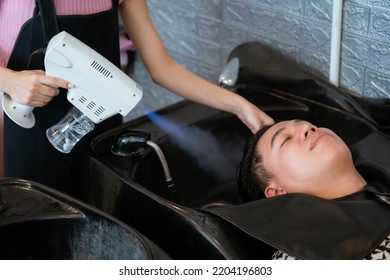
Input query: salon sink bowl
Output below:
<box><xmin>131</xmin><ymin>89</ymin><xmax>377</xmax><ymax>208</ymax></box>
<box><xmin>0</xmin><ymin>178</ymin><xmax>169</xmax><ymax>260</ymax></box>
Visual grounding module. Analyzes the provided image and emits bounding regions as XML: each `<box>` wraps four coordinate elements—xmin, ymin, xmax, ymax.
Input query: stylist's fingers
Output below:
<box><xmin>239</xmin><ymin>103</ymin><xmax>274</xmax><ymax>134</ymax></box>
<box><xmin>21</xmin><ymin>70</ymin><xmax>72</xmax><ymax>107</ymax></box>
<box><xmin>35</xmin><ymin>70</ymin><xmax>73</xmax><ymax>90</ymax></box>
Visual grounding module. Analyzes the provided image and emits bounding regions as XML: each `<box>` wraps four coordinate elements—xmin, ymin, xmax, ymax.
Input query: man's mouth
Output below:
<box><xmin>309</xmin><ymin>132</ymin><xmax>325</xmax><ymax>150</ymax></box>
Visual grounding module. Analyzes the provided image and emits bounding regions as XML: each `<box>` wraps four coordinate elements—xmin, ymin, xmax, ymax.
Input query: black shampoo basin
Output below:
<box><xmin>131</xmin><ymin>92</ymin><xmax>377</xmax><ymax>208</ymax></box>
<box><xmin>0</xmin><ymin>178</ymin><xmax>169</xmax><ymax>260</ymax></box>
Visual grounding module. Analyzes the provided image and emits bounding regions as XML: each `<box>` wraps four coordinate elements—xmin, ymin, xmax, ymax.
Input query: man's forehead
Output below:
<box><xmin>256</xmin><ymin>123</ymin><xmax>276</xmax><ymax>150</ymax></box>
<box><xmin>261</xmin><ymin>121</ymin><xmax>287</xmax><ymax>141</ymax></box>
<box><xmin>255</xmin><ymin>122</ymin><xmax>282</xmax><ymax>152</ymax></box>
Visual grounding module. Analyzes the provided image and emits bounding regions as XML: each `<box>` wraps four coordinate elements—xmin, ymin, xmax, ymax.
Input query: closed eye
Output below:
<box><xmin>280</xmin><ymin>137</ymin><xmax>291</xmax><ymax>148</ymax></box>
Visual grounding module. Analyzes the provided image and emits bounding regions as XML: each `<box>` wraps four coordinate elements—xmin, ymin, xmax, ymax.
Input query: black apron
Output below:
<box><xmin>4</xmin><ymin>0</ymin><xmax>122</xmax><ymax>195</ymax></box>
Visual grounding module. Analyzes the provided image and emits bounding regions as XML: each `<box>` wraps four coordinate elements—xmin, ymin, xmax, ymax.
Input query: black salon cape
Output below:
<box><xmin>205</xmin><ymin>189</ymin><xmax>390</xmax><ymax>260</ymax></box>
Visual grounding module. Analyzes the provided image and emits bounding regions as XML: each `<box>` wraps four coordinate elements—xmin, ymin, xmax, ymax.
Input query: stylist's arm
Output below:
<box><xmin>119</xmin><ymin>0</ymin><xmax>274</xmax><ymax>133</ymax></box>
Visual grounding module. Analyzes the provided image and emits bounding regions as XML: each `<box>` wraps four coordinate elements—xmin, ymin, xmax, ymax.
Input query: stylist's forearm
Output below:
<box><xmin>150</xmin><ymin>61</ymin><xmax>244</xmax><ymax>114</ymax></box>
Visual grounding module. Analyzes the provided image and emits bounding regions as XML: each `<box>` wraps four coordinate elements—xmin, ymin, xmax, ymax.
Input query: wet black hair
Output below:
<box><xmin>237</xmin><ymin>124</ymin><xmax>274</xmax><ymax>202</ymax></box>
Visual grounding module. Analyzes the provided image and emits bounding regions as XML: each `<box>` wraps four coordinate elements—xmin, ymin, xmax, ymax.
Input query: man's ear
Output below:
<box><xmin>264</xmin><ymin>182</ymin><xmax>286</xmax><ymax>198</ymax></box>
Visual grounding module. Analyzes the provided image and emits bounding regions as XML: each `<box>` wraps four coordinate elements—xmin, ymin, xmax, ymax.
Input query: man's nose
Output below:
<box><xmin>297</xmin><ymin>122</ymin><xmax>317</xmax><ymax>140</ymax></box>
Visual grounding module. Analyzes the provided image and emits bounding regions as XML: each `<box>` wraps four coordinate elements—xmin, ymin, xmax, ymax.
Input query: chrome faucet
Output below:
<box><xmin>218</xmin><ymin>57</ymin><xmax>240</xmax><ymax>88</ymax></box>
<box><xmin>111</xmin><ymin>129</ymin><xmax>175</xmax><ymax>192</ymax></box>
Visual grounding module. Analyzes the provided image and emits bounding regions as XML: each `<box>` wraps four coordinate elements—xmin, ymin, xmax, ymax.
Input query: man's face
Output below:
<box><xmin>257</xmin><ymin>120</ymin><xmax>353</xmax><ymax>198</ymax></box>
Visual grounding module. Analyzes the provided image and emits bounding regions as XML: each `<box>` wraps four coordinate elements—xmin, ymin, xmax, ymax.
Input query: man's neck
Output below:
<box><xmin>325</xmin><ymin>169</ymin><xmax>367</xmax><ymax>199</ymax></box>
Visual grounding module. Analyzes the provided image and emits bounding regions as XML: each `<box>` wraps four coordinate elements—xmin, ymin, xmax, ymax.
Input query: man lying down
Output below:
<box><xmin>237</xmin><ymin>119</ymin><xmax>390</xmax><ymax>260</ymax></box>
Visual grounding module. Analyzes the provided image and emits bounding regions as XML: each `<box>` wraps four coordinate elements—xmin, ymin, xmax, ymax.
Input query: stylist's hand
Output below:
<box><xmin>1</xmin><ymin>68</ymin><xmax>72</xmax><ymax>107</ymax></box>
<box><xmin>236</xmin><ymin>99</ymin><xmax>274</xmax><ymax>134</ymax></box>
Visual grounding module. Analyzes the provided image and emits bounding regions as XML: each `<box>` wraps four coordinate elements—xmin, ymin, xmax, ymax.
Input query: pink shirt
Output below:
<box><xmin>0</xmin><ymin>0</ymin><xmax>124</xmax><ymax>67</ymax></box>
